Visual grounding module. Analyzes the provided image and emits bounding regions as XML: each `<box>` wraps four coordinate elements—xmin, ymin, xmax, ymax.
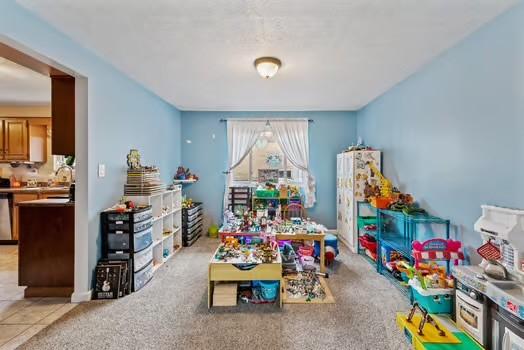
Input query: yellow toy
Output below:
<box><xmin>366</xmin><ymin>161</ymin><xmax>394</xmax><ymax>208</ymax></box>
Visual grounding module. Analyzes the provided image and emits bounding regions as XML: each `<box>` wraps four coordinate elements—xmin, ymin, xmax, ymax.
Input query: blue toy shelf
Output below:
<box><xmin>356</xmin><ymin>201</ymin><xmax>378</xmax><ymax>269</ymax></box>
<box><xmin>376</xmin><ymin>209</ymin><xmax>451</xmax><ymax>301</ymax></box>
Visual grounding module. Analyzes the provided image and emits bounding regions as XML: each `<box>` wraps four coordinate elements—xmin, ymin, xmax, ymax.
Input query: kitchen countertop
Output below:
<box><xmin>16</xmin><ymin>198</ymin><xmax>74</xmax><ymax>207</ymax></box>
<box><xmin>0</xmin><ymin>187</ymin><xmax>69</xmax><ymax>194</ymax></box>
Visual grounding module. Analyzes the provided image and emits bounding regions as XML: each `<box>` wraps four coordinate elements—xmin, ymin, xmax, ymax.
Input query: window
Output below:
<box><xmin>233</xmin><ymin>133</ymin><xmax>301</xmax><ymax>185</ymax></box>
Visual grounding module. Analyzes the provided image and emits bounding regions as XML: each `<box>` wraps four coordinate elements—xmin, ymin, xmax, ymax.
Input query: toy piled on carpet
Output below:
<box><xmin>286</xmin><ymin>271</ymin><xmax>327</xmax><ymax>302</ymax></box>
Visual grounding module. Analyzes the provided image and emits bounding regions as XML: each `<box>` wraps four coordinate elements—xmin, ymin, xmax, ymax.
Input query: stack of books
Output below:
<box><xmin>124</xmin><ymin>167</ymin><xmax>166</xmax><ymax>195</ymax></box>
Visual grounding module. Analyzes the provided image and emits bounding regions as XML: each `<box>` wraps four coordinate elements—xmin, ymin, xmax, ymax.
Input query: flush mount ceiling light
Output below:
<box><xmin>254</xmin><ymin>57</ymin><xmax>281</xmax><ymax>79</ymax></box>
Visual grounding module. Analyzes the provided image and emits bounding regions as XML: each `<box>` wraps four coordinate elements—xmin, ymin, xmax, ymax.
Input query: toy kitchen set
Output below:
<box><xmin>452</xmin><ymin>205</ymin><xmax>524</xmax><ymax>350</ymax></box>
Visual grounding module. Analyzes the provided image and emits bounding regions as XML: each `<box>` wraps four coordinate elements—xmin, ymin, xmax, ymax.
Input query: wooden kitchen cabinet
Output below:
<box><xmin>12</xmin><ymin>193</ymin><xmax>39</xmax><ymax>241</ymax></box>
<box><xmin>51</xmin><ymin>75</ymin><xmax>75</xmax><ymax>156</ymax></box>
<box><xmin>0</xmin><ymin>118</ymin><xmax>50</xmax><ymax>163</ymax></box>
<box><xmin>4</xmin><ymin>119</ymin><xmax>28</xmax><ymax>161</ymax></box>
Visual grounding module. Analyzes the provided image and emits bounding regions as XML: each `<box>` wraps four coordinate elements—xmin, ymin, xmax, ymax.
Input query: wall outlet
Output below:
<box><xmin>98</xmin><ymin>164</ymin><xmax>106</xmax><ymax>178</ymax></box>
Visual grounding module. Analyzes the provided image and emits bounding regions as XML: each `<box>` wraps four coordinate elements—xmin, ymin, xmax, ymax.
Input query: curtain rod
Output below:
<box><xmin>219</xmin><ymin>118</ymin><xmax>313</xmax><ymax>123</ymax></box>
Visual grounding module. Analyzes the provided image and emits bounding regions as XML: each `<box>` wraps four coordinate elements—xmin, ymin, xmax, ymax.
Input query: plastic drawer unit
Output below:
<box><xmin>106</xmin><ymin>227</ymin><xmax>153</xmax><ymax>252</ymax></box>
<box><xmin>133</xmin><ymin>244</ymin><xmax>153</xmax><ymax>272</ymax></box>
<box><xmin>182</xmin><ymin>202</ymin><xmax>203</xmax><ymax>247</ymax></box>
<box><xmin>134</xmin><ymin>261</ymin><xmax>153</xmax><ymax>292</ymax></box>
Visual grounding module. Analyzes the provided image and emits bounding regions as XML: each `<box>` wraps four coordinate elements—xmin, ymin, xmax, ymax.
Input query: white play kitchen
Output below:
<box><xmin>453</xmin><ymin>205</ymin><xmax>524</xmax><ymax>349</ymax></box>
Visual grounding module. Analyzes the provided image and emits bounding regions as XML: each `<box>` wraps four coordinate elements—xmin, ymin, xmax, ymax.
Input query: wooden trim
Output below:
<box><xmin>0</xmin><ymin>42</ymin><xmax>68</xmax><ymax>76</ymax></box>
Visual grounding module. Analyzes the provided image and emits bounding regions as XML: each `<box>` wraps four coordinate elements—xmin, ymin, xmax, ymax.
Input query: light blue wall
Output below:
<box><xmin>0</xmin><ymin>1</ymin><xmax>181</xmax><ymax>285</ymax></box>
<box><xmin>357</xmin><ymin>4</ymin><xmax>524</xmax><ymax>261</ymax></box>
<box><xmin>181</xmin><ymin>111</ymin><xmax>358</xmax><ymax>229</ymax></box>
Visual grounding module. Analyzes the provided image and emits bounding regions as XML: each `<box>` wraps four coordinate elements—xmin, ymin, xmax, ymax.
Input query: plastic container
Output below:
<box><xmin>370</xmin><ymin>197</ymin><xmax>393</xmax><ymax>209</ymax></box>
<box><xmin>134</xmin><ymin>244</ymin><xmax>153</xmax><ymax>272</ymax></box>
<box><xmin>208</xmin><ymin>224</ymin><xmax>219</xmax><ymax>238</ymax></box>
<box><xmin>298</xmin><ymin>245</ymin><xmax>314</xmax><ymax>257</ymax></box>
<box><xmin>255</xmin><ymin>189</ymin><xmax>278</xmax><ymax>198</ymax></box>
<box><xmin>134</xmin><ymin>261</ymin><xmax>153</xmax><ymax>291</ymax></box>
<box><xmin>357</xmin><ymin>216</ymin><xmax>377</xmax><ymax>230</ymax></box>
<box><xmin>358</xmin><ymin>235</ymin><xmax>377</xmax><ymax>253</ymax></box>
<box><xmin>258</xmin><ymin>280</ymin><xmax>279</xmax><ymax>301</ymax></box>
<box><xmin>314</xmin><ymin>233</ymin><xmax>339</xmax><ymax>257</ymax></box>
<box><xmin>134</xmin><ymin>227</ymin><xmax>153</xmax><ymax>252</ymax></box>
<box><xmin>411</xmin><ymin>284</ymin><xmax>453</xmax><ymax>314</ymax></box>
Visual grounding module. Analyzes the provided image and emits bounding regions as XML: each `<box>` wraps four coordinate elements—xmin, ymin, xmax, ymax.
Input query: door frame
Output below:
<box><xmin>0</xmin><ymin>36</ymin><xmax>91</xmax><ymax>302</ymax></box>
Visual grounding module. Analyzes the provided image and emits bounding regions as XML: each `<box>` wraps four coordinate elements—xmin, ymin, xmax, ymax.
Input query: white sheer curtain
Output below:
<box><xmin>270</xmin><ymin>120</ymin><xmax>316</xmax><ymax>208</ymax></box>
<box><xmin>223</xmin><ymin>120</ymin><xmax>266</xmax><ymax>211</ymax></box>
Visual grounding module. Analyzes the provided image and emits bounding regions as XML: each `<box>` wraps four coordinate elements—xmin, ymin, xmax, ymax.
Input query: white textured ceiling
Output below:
<box><xmin>18</xmin><ymin>0</ymin><xmax>517</xmax><ymax>111</ymax></box>
<box><xmin>0</xmin><ymin>57</ymin><xmax>50</xmax><ymax>105</ymax></box>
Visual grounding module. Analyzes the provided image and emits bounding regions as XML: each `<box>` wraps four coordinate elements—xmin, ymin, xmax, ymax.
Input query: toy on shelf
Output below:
<box><xmin>174</xmin><ymin>166</ymin><xmax>199</xmax><ymax>182</ymax></box>
<box><xmin>412</xmin><ymin>239</ymin><xmax>464</xmax><ymax>269</ymax></box>
<box><xmin>365</xmin><ymin>161</ymin><xmax>394</xmax><ymax>209</ymax></box>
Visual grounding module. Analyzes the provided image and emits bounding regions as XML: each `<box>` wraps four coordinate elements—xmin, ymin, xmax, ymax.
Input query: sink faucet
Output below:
<box><xmin>485</xmin><ymin>260</ymin><xmax>509</xmax><ymax>280</ymax></box>
<box><xmin>55</xmin><ymin>164</ymin><xmax>74</xmax><ymax>185</ymax></box>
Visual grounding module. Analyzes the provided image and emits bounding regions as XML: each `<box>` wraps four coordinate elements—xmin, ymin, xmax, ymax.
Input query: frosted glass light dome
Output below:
<box><xmin>254</xmin><ymin>57</ymin><xmax>281</xmax><ymax>79</ymax></box>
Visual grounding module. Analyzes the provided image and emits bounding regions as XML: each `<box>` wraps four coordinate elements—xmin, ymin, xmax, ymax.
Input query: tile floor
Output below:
<box><xmin>0</xmin><ymin>246</ymin><xmax>76</xmax><ymax>350</ymax></box>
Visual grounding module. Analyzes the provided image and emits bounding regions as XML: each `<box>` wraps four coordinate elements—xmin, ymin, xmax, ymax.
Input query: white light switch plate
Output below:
<box><xmin>98</xmin><ymin>164</ymin><xmax>106</xmax><ymax>178</ymax></box>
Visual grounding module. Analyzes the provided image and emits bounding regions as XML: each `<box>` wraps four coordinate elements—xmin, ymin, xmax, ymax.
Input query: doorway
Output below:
<box><xmin>0</xmin><ymin>37</ymin><xmax>89</xmax><ymax>303</ymax></box>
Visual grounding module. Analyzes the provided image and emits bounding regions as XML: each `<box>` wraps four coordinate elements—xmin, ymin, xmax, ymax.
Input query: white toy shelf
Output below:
<box><xmin>127</xmin><ymin>185</ymin><xmax>183</xmax><ymax>272</ymax></box>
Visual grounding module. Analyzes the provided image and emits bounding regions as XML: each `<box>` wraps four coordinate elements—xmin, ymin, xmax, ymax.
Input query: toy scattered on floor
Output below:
<box><xmin>174</xmin><ymin>166</ymin><xmax>199</xmax><ymax>181</ymax></box>
<box><xmin>286</xmin><ymin>271</ymin><xmax>326</xmax><ymax>302</ymax></box>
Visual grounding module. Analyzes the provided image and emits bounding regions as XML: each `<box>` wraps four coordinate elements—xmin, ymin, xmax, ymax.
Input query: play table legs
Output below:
<box><xmin>320</xmin><ymin>238</ymin><xmax>326</xmax><ymax>273</ymax></box>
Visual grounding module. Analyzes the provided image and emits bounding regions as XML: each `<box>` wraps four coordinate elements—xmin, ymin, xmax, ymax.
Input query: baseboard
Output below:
<box><xmin>338</xmin><ymin>235</ymin><xmax>357</xmax><ymax>253</ymax></box>
<box><xmin>71</xmin><ymin>289</ymin><xmax>92</xmax><ymax>303</ymax></box>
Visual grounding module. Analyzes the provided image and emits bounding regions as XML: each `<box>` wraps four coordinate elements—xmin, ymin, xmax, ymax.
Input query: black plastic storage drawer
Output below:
<box><xmin>183</xmin><ymin>214</ymin><xmax>202</xmax><ymax>229</ymax></box>
<box><xmin>105</xmin><ymin>207</ymin><xmax>152</xmax><ymax>222</ymax></box>
<box><xmin>182</xmin><ymin>203</ymin><xmax>202</xmax><ymax>217</ymax></box>
<box><xmin>107</xmin><ymin>218</ymin><xmax>152</xmax><ymax>233</ymax></box>
<box><xmin>183</xmin><ymin>229</ymin><xmax>202</xmax><ymax>247</ymax></box>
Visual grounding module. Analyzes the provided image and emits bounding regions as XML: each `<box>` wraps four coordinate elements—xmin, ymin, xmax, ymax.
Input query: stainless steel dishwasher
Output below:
<box><xmin>0</xmin><ymin>178</ymin><xmax>13</xmax><ymax>242</ymax></box>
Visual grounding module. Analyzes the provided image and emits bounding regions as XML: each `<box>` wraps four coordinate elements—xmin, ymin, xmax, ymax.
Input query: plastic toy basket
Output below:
<box><xmin>411</xmin><ymin>284</ymin><xmax>453</xmax><ymax>314</ymax></box>
<box><xmin>357</xmin><ymin>216</ymin><xmax>377</xmax><ymax>230</ymax></box>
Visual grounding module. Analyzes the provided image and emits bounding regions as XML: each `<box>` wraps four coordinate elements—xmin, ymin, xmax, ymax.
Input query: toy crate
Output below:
<box><xmin>255</xmin><ymin>189</ymin><xmax>278</xmax><ymax>198</ymax></box>
<box><xmin>358</xmin><ymin>216</ymin><xmax>377</xmax><ymax>230</ymax></box>
<box><xmin>411</xmin><ymin>284</ymin><xmax>453</xmax><ymax>314</ymax></box>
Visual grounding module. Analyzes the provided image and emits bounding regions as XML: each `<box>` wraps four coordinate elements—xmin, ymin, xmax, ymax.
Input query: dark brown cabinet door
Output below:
<box><xmin>51</xmin><ymin>76</ymin><xmax>75</xmax><ymax>156</ymax></box>
<box><xmin>4</xmin><ymin>119</ymin><xmax>28</xmax><ymax>161</ymax></box>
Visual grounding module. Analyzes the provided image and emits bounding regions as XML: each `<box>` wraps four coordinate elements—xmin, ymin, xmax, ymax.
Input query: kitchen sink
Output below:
<box><xmin>490</xmin><ymin>281</ymin><xmax>524</xmax><ymax>301</ymax></box>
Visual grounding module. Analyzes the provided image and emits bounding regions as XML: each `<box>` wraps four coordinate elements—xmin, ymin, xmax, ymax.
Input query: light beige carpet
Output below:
<box><xmin>20</xmin><ymin>237</ymin><xmax>410</xmax><ymax>350</ymax></box>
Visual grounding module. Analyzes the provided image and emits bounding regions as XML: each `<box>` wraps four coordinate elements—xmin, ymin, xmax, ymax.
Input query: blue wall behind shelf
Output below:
<box><xmin>357</xmin><ymin>3</ymin><xmax>524</xmax><ymax>261</ymax></box>
<box><xmin>181</xmin><ymin>111</ymin><xmax>358</xmax><ymax>229</ymax></box>
<box><xmin>0</xmin><ymin>1</ymin><xmax>181</xmax><ymax>287</ymax></box>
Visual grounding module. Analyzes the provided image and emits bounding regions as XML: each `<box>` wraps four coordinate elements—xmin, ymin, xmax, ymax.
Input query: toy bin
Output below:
<box><xmin>357</xmin><ymin>216</ymin><xmax>377</xmax><ymax>231</ymax></box>
<box><xmin>258</xmin><ymin>281</ymin><xmax>279</xmax><ymax>301</ymax></box>
<box><xmin>411</xmin><ymin>284</ymin><xmax>453</xmax><ymax>314</ymax></box>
